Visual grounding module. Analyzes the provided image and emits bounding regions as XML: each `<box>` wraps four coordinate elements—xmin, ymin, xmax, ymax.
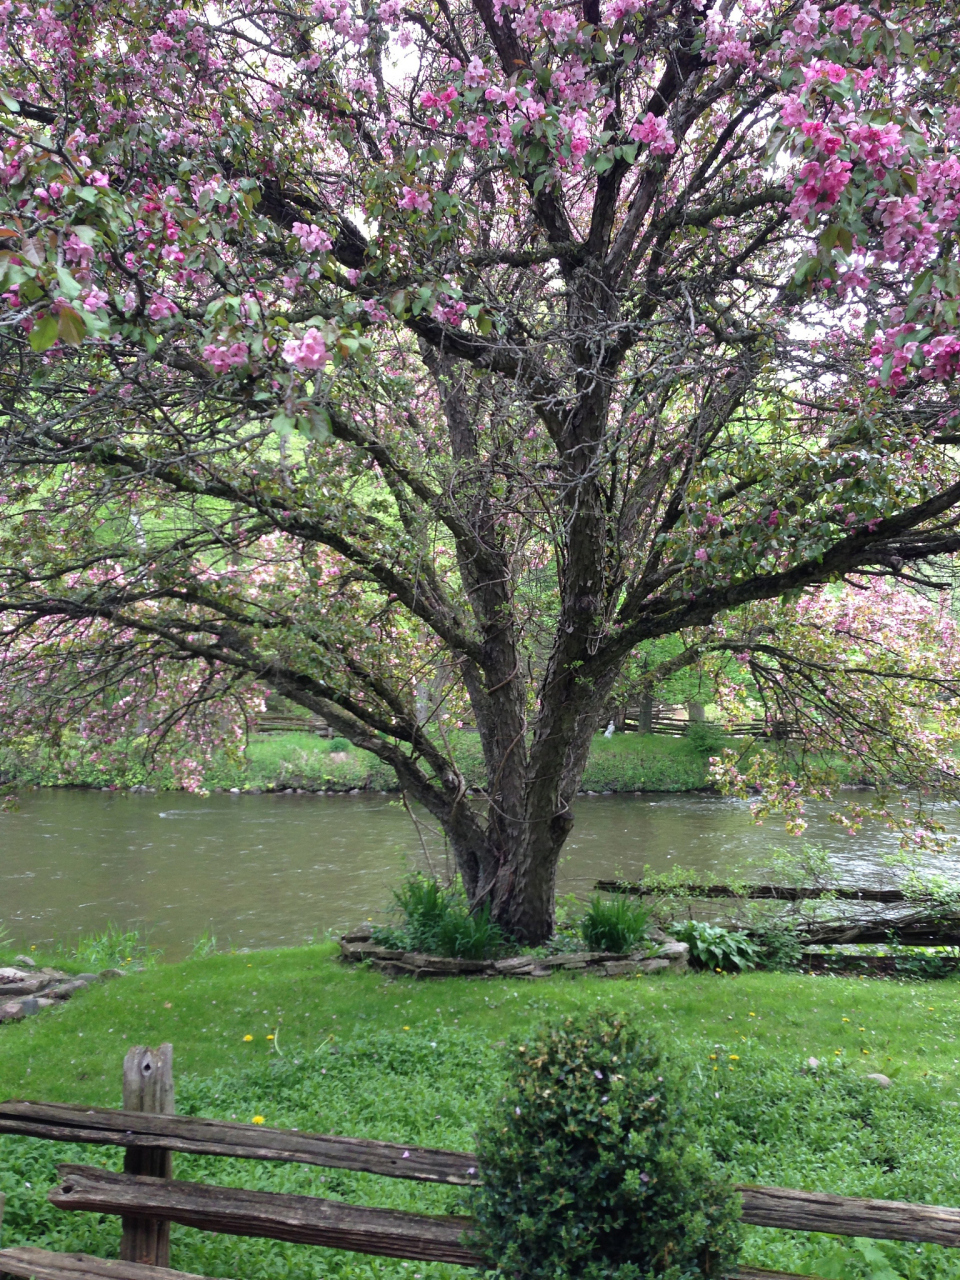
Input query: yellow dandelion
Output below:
<box><xmin>709</xmin><ymin>1054</ymin><xmax>717</xmax><ymax>1060</ymax></box>
<box><xmin>728</xmin><ymin>1055</ymin><xmax>739</xmax><ymax>1061</ymax></box>
<box><xmin>243</xmin><ymin>1034</ymin><xmax>253</xmax><ymax>1042</ymax></box>
<box><xmin>252</xmin><ymin>1115</ymin><xmax>265</xmax><ymax>1125</ymax></box>
<box><xmin>403</xmin><ymin>1025</ymin><xmax>410</xmax><ymax>1030</ymax></box>
<box><xmin>266</xmin><ymin>1034</ymin><xmax>274</xmax><ymax>1040</ymax></box>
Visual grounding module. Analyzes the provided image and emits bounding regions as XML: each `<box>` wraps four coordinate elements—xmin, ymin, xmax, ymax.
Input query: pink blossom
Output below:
<box><xmin>694</xmin><ymin>547</ymin><xmax>708</xmax><ymax>562</ymax></box>
<box><xmin>291</xmin><ymin>221</ymin><xmax>333</xmax><ymax>252</ymax></box>
<box><xmin>83</xmin><ymin>287</ymin><xmax>110</xmax><ymax>311</ymax></box>
<box><xmin>464</xmin><ymin>55</ymin><xmax>488</xmax><ymax>87</ymax></box>
<box><xmin>149</xmin><ymin>32</ymin><xmax>175</xmax><ymax>53</ymax></box>
<box><xmin>282</xmin><ymin>327</ymin><xmax>329</xmax><ymax>370</ymax></box>
<box><xmin>629</xmin><ymin>112</ymin><xmax>676</xmax><ymax>156</ymax></box>
<box><xmin>203</xmin><ymin>341</ymin><xmax>249</xmax><ymax>373</ymax></box>
<box><xmin>147</xmin><ymin>294</ymin><xmax>178</xmax><ymax>320</ymax></box>
<box><xmin>399</xmin><ymin>186</ymin><xmax>432</xmax><ymax>213</ymax></box>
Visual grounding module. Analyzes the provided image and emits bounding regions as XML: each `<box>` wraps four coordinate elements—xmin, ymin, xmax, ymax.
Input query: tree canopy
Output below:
<box><xmin>2</xmin><ymin>0</ymin><xmax>960</xmax><ymax>939</ymax></box>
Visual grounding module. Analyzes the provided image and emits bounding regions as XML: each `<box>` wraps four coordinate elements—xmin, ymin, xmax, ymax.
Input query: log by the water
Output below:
<box><xmin>596</xmin><ymin>880</ymin><xmax>930</xmax><ymax>904</ymax></box>
<box><xmin>120</xmin><ymin>1045</ymin><xmax>174</xmax><ymax>1268</ymax></box>
<box><xmin>0</xmin><ymin>1102</ymin><xmax>478</xmax><ymax>1185</ymax></box>
<box><xmin>738</xmin><ymin>1184</ymin><xmax>960</xmax><ymax>1247</ymax></box>
<box><xmin>0</xmin><ymin>1251</ymin><xmax>231</xmax><ymax>1280</ymax></box>
<box><xmin>50</xmin><ymin>1166</ymin><xmax>482</xmax><ymax>1267</ymax></box>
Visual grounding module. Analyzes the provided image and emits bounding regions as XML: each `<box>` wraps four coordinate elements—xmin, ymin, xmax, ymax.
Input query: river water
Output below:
<box><xmin>3</xmin><ymin>789</ymin><xmax>960</xmax><ymax>958</ymax></box>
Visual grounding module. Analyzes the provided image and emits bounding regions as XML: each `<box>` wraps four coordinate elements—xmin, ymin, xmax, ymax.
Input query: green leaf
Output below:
<box><xmin>57</xmin><ymin>306</ymin><xmax>86</xmax><ymax>346</ymax></box>
<box><xmin>55</xmin><ymin>266</ymin><xmax>82</xmax><ymax>300</ymax></box>
<box><xmin>28</xmin><ymin>314</ymin><xmax>58</xmax><ymax>352</ymax></box>
<box><xmin>0</xmin><ymin>90</ymin><xmax>20</xmax><ymax>113</ymax></box>
<box><xmin>271</xmin><ymin>410</ymin><xmax>297</xmax><ymax>436</ymax></box>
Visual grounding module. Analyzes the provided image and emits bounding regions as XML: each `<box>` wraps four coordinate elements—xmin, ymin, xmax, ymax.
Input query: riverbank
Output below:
<box><xmin>2</xmin><ymin>728</ymin><xmax>720</xmax><ymax>793</ymax></box>
<box><xmin>1</xmin><ymin>941</ymin><xmax>959</xmax><ymax>1279</ymax></box>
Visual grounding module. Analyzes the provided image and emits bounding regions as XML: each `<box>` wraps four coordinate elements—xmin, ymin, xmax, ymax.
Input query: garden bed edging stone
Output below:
<box><xmin>339</xmin><ymin>927</ymin><xmax>688</xmax><ymax>978</ymax></box>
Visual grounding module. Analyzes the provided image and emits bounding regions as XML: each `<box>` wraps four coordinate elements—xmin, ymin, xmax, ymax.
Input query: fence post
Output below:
<box><xmin>120</xmin><ymin>1043</ymin><xmax>175</xmax><ymax>1267</ymax></box>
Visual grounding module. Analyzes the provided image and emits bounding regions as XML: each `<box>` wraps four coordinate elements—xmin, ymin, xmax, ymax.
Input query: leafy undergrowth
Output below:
<box><xmin>3</xmin><ymin>947</ymin><xmax>960</xmax><ymax>1277</ymax></box>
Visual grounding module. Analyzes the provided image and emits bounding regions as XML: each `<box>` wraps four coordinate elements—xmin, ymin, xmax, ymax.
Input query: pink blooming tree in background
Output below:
<box><xmin>2</xmin><ymin>0</ymin><xmax>960</xmax><ymax>939</ymax></box>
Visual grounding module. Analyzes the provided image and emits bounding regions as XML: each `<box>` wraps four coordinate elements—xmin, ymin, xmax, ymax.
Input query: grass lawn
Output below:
<box><xmin>3</xmin><ymin>946</ymin><xmax>960</xmax><ymax>1278</ymax></box>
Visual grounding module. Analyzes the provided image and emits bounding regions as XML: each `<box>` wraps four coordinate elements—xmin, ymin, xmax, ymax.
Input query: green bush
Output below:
<box><xmin>671</xmin><ymin>921</ymin><xmax>758</xmax><ymax>973</ymax></box>
<box><xmin>471</xmin><ymin>1013</ymin><xmax>742</xmax><ymax>1280</ymax></box>
<box><xmin>371</xmin><ymin>875</ymin><xmax>507</xmax><ymax>959</ymax></box>
<box><xmin>328</xmin><ymin>737</ymin><xmax>351</xmax><ymax>752</ymax></box>
<box><xmin>581</xmin><ymin>894</ymin><xmax>652</xmax><ymax>954</ymax></box>
<box><xmin>751</xmin><ymin>924</ymin><xmax>804</xmax><ymax>972</ymax></box>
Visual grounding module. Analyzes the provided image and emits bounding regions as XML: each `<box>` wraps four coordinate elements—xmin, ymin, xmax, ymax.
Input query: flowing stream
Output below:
<box><xmin>3</xmin><ymin>788</ymin><xmax>960</xmax><ymax>959</ymax></box>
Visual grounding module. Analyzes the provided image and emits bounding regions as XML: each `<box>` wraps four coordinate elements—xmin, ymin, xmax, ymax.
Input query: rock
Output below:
<box><xmin>807</xmin><ymin>1057</ymin><xmax>820</xmax><ymax>1070</ymax></box>
<box><xmin>99</xmin><ymin>968</ymin><xmax>126</xmax><ymax>979</ymax></box>
<box><xmin>48</xmin><ymin>979</ymin><xmax>90</xmax><ymax>1000</ymax></box>
<box><xmin>13</xmin><ymin>954</ymin><xmax>36</xmax><ymax>968</ymax></box>
<box><xmin>866</xmin><ymin>1073</ymin><xmax>892</xmax><ymax>1088</ymax></box>
<box><xmin>0</xmin><ymin>1000</ymin><xmax>25</xmax><ymax>1021</ymax></box>
<box><xmin>655</xmin><ymin>940</ymin><xmax>689</xmax><ymax>971</ymax></box>
<box><xmin>35</xmin><ymin>997</ymin><xmax>55</xmax><ymax>1008</ymax></box>
<box><xmin>0</xmin><ymin>967</ymin><xmax>35</xmax><ymax>982</ymax></box>
<box><xmin>603</xmin><ymin>960</ymin><xmax>643</xmax><ymax>976</ymax></box>
<box><xmin>637</xmin><ymin>957</ymin><xmax>671</xmax><ymax>974</ymax></box>
<box><xmin>75</xmin><ymin>973</ymin><xmax>100</xmax><ymax>984</ymax></box>
<box><xmin>349</xmin><ymin>788</ymin><xmax>361</xmax><ymax>795</ymax></box>
<box><xmin>16</xmin><ymin>996</ymin><xmax>41</xmax><ymax>1017</ymax></box>
<box><xmin>230</xmin><ymin>787</ymin><xmax>241</xmax><ymax>794</ymax></box>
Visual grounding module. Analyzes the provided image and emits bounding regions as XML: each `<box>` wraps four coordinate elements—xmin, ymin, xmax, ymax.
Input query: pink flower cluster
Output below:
<box><xmin>787</xmin><ymin>157</ymin><xmax>852</xmax><ymax>224</ymax></box>
<box><xmin>203</xmin><ymin>342</ymin><xmax>249</xmax><ymax>373</ymax></box>
<box><xmin>400</xmin><ymin>186</ymin><xmax>432</xmax><ymax>213</ymax></box>
<box><xmin>629</xmin><ymin>112</ymin><xmax>676</xmax><ymax>156</ymax></box>
<box><xmin>282</xmin><ymin>327</ymin><xmax>329</xmax><ymax>371</ymax></box>
<box><xmin>291</xmin><ymin>221</ymin><xmax>333</xmax><ymax>253</ymax></box>
<box><xmin>147</xmin><ymin>294</ymin><xmax>178</xmax><ymax>320</ymax></box>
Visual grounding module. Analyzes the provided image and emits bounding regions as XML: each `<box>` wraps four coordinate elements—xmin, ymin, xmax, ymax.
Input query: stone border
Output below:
<box><xmin>339</xmin><ymin>928</ymin><xmax>688</xmax><ymax>979</ymax></box>
<box><xmin>0</xmin><ymin>960</ymin><xmax>123</xmax><ymax>1023</ymax></box>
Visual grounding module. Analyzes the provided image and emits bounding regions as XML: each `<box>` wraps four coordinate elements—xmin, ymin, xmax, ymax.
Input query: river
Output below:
<box><xmin>3</xmin><ymin>789</ymin><xmax>960</xmax><ymax>958</ymax></box>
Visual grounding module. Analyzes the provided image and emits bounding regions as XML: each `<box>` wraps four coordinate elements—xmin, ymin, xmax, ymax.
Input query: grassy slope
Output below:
<box><xmin>223</xmin><ymin>729</ymin><xmax>713</xmax><ymax>793</ymax></box>
<box><xmin>3</xmin><ymin>945</ymin><xmax>960</xmax><ymax>1278</ymax></box>
<box><xmin>2</xmin><ymin>730</ymin><xmax>716</xmax><ymax>793</ymax></box>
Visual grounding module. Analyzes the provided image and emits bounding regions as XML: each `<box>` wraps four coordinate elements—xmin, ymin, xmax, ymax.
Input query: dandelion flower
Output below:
<box><xmin>243</xmin><ymin>1034</ymin><xmax>253</xmax><ymax>1042</ymax></box>
<box><xmin>266</xmin><ymin>1034</ymin><xmax>274</xmax><ymax>1041</ymax></box>
<box><xmin>403</xmin><ymin>1025</ymin><xmax>410</xmax><ymax>1030</ymax></box>
<box><xmin>252</xmin><ymin>1115</ymin><xmax>265</xmax><ymax>1125</ymax></box>
<box><xmin>728</xmin><ymin>1055</ymin><xmax>739</xmax><ymax>1060</ymax></box>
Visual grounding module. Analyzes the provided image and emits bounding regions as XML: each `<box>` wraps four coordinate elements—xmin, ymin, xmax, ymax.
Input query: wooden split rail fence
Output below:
<box><xmin>3</xmin><ymin>1045</ymin><xmax>960</xmax><ymax>1280</ymax></box>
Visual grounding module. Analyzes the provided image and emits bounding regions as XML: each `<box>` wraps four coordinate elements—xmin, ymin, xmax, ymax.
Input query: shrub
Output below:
<box><xmin>471</xmin><ymin>1013</ymin><xmax>742</xmax><ymax>1280</ymax></box>
<box><xmin>328</xmin><ymin>736</ymin><xmax>351</xmax><ymax>752</ymax></box>
<box><xmin>671</xmin><ymin>921</ymin><xmax>758</xmax><ymax>973</ymax></box>
<box><xmin>751</xmin><ymin>924</ymin><xmax>804</xmax><ymax>972</ymax></box>
<box><xmin>371</xmin><ymin>875</ymin><xmax>507</xmax><ymax>959</ymax></box>
<box><xmin>581</xmin><ymin>894</ymin><xmax>652</xmax><ymax>954</ymax></box>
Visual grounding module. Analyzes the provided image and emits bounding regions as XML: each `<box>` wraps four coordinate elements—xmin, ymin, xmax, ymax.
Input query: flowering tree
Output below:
<box><xmin>2</xmin><ymin>0</ymin><xmax>960</xmax><ymax>940</ymax></box>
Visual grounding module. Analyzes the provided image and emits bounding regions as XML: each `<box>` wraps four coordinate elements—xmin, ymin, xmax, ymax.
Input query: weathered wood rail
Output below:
<box><xmin>598</xmin><ymin>879</ymin><xmax>960</xmax><ymax>946</ymax></box>
<box><xmin>4</xmin><ymin>1044</ymin><xmax>960</xmax><ymax>1280</ymax></box>
<box><xmin>597</xmin><ymin>880</ymin><xmax>923</xmax><ymax>903</ymax></box>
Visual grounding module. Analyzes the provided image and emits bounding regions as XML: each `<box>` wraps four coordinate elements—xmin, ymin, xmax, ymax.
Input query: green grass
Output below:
<box><xmin>3</xmin><ymin>945</ymin><xmax>960</xmax><ymax>1277</ymax></box>
<box><xmin>2</xmin><ymin>730</ymin><xmax>718</xmax><ymax>794</ymax></box>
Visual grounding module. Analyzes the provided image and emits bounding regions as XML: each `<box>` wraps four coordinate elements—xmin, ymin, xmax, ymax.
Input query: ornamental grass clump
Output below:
<box><xmin>580</xmin><ymin>893</ymin><xmax>652</xmax><ymax>953</ymax></box>
<box><xmin>471</xmin><ymin>1013</ymin><xmax>742</xmax><ymax>1280</ymax></box>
